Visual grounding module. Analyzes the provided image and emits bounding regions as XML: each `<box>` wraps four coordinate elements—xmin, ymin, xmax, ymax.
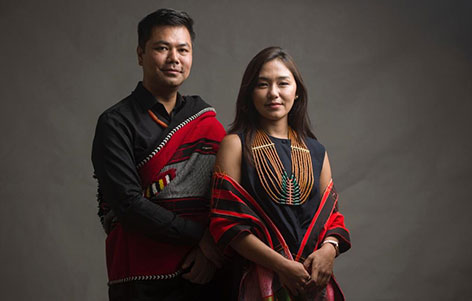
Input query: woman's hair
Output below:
<box><xmin>229</xmin><ymin>46</ymin><xmax>316</xmax><ymax>163</ymax></box>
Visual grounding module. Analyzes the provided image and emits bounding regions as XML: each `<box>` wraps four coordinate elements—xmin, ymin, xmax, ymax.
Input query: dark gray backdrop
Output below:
<box><xmin>1</xmin><ymin>0</ymin><xmax>471</xmax><ymax>300</ymax></box>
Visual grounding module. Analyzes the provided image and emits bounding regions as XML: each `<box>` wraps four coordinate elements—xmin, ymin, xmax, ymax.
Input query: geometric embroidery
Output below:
<box><xmin>144</xmin><ymin>168</ymin><xmax>176</xmax><ymax>198</ymax></box>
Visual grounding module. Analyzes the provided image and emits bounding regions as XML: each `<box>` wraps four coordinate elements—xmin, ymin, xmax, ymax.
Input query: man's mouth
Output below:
<box><xmin>162</xmin><ymin>69</ymin><xmax>182</xmax><ymax>74</ymax></box>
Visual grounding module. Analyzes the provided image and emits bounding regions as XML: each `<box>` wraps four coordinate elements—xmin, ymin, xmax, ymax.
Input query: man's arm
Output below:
<box><xmin>92</xmin><ymin>113</ymin><xmax>204</xmax><ymax>244</ymax></box>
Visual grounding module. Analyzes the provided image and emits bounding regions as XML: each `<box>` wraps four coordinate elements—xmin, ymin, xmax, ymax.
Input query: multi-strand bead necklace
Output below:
<box><xmin>251</xmin><ymin>129</ymin><xmax>313</xmax><ymax>205</ymax></box>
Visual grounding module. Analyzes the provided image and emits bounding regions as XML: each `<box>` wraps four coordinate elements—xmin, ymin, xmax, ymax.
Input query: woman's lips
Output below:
<box><xmin>265</xmin><ymin>103</ymin><xmax>282</xmax><ymax>108</ymax></box>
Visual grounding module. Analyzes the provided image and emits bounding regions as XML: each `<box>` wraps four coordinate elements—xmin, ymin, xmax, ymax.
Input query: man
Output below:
<box><xmin>92</xmin><ymin>8</ymin><xmax>226</xmax><ymax>300</ymax></box>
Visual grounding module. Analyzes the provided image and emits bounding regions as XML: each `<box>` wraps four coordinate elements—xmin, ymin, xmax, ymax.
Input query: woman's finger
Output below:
<box><xmin>310</xmin><ymin>267</ymin><xmax>319</xmax><ymax>285</ymax></box>
<box><xmin>303</xmin><ymin>255</ymin><xmax>313</xmax><ymax>269</ymax></box>
<box><xmin>317</xmin><ymin>273</ymin><xmax>330</xmax><ymax>288</ymax></box>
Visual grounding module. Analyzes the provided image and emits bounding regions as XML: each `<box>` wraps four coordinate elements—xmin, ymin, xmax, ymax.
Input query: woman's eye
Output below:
<box><xmin>256</xmin><ymin>82</ymin><xmax>268</xmax><ymax>88</ymax></box>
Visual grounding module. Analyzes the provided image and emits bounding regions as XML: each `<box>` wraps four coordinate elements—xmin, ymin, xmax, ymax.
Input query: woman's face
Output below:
<box><xmin>252</xmin><ymin>59</ymin><xmax>297</xmax><ymax>126</ymax></box>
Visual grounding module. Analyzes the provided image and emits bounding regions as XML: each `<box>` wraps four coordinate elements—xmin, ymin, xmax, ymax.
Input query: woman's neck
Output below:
<box><xmin>260</xmin><ymin>120</ymin><xmax>289</xmax><ymax>139</ymax></box>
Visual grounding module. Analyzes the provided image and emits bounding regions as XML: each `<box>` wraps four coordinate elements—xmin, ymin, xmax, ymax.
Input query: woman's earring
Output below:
<box><xmin>295</xmin><ymin>95</ymin><xmax>299</xmax><ymax>100</ymax></box>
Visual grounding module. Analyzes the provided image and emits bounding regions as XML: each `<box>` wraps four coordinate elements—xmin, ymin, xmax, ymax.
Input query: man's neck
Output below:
<box><xmin>142</xmin><ymin>80</ymin><xmax>179</xmax><ymax>114</ymax></box>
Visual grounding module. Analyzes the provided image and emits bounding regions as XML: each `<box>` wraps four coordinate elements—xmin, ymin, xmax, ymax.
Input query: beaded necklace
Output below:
<box><xmin>148</xmin><ymin>109</ymin><xmax>168</xmax><ymax>128</ymax></box>
<box><xmin>251</xmin><ymin>129</ymin><xmax>313</xmax><ymax>205</ymax></box>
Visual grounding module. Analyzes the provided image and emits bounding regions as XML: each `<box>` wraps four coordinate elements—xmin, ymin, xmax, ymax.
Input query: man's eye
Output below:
<box><xmin>179</xmin><ymin>48</ymin><xmax>189</xmax><ymax>53</ymax></box>
<box><xmin>154</xmin><ymin>46</ymin><xmax>167</xmax><ymax>51</ymax></box>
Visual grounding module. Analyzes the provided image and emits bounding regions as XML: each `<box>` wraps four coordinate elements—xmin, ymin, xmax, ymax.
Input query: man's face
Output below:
<box><xmin>138</xmin><ymin>25</ymin><xmax>192</xmax><ymax>91</ymax></box>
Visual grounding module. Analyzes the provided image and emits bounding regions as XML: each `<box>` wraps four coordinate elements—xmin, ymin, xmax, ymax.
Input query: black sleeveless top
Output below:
<box><xmin>239</xmin><ymin>133</ymin><xmax>326</xmax><ymax>254</ymax></box>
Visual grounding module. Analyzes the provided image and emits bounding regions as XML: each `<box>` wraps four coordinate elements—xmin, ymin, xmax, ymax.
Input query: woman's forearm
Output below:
<box><xmin>230</xmin><ymin>232</ymin><xmax>288</xmax><ymax>274</ymax></box>
<box><xmin>231</xmin><ymin>232</ymin><xmax>311</xmax><ymax>295</ymax></box>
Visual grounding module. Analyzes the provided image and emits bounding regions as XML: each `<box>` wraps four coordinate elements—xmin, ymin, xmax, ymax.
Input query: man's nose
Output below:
<box><xmin>166</xmin><ymin>49</ymin><xmax>179</xmax><ymax>64</ymax></box>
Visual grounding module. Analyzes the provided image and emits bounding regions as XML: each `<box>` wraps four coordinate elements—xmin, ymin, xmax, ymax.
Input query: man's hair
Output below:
<box><xmin>138</xmin><ymin>8</ymin><xmax>195</xmax><ymax>49</ymax></box>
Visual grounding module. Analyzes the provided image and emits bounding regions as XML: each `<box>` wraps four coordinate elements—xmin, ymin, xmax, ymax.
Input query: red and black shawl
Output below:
<box><xmin>105</xmin><ymin>103</ymin><xmax>225</xmax><ymax>285</ymax></box>
<box><xmin>210</xmin><ymin>172</ymin><xmax>350</xmax><ymax>300</ymax></box>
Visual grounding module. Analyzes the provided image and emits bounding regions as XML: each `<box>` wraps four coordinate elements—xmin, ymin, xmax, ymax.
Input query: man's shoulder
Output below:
<box><xmin>180</xmin><ymin>94</ymin><xmax>221</xmax><ymax>120</ymax></box>
<box><xmin>181</xmin><ymin>94</ymin><xmax>211</xmax><ymax>109</ymax></box>
<box><xmin>96</xmin><ymin>90</ymin><xmax>139</xmax><ymax>128</ymax></box>
<box><xmin>101</xmin><ymin>93</ymin><xmax>135</xmax><ymax>118</ymax></box>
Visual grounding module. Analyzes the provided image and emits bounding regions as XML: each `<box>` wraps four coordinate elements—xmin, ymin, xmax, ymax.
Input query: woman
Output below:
<box><xmin>210</xmin><ymin>47</ymin><xmax>351</xmax><ymax>300</ymax></box>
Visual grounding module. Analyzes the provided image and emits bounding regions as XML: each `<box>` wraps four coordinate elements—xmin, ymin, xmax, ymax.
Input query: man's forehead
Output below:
<box><xmin>149</xmin><ymin>25</ymin><xmax>191</xmax><ymax>41</ymax></box>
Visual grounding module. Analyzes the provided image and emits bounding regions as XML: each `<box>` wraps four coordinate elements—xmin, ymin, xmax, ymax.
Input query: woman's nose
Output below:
<box><xmin>267</xmin><ymin>85</ymin><xmax>279</xmax><ymax>99</ymax></box>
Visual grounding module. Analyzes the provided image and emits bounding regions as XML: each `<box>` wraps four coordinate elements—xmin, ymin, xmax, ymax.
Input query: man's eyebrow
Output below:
<box><xmin>151</xmin><ymin>41</ymin><xmax>191</xmax><ymax>47</ymax></box>
<box><xmin>151</xmin><ymin>40</ymin><xmax>169</xmax><ymax>46</ymax></box>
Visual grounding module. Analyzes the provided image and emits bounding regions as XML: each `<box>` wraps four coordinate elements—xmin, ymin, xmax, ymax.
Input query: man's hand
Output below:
<box><xmin>198</xmin><ymin>229</ymin><xmax>224</xmax><ymax>268</ymax></box>
<box><xmin>181</xmin><ymin>247</ymin><xmax>217</xmax><ymax>284</ymax></box>
<box><xmin>303</xmin><ymin>243</ymin><xmax>336</xmax><ymax>289</ymax></box>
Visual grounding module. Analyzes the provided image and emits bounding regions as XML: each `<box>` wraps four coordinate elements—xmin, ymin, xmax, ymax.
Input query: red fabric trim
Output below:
<box><xmin>139</xmin><ymin>111</ymin><xmax>224</xmax><ymax>187</ymax></box>
<box><xmin>210</xmin><ymin>173</ymin><xmax>350</xmax><ymax>300</ymax></box>
<box><xmin>295</xmin><ymin>180</ymin><xmax>334</xmax><ymax>261</ymax></box>
<box><xmin>168</xmin><ymin>139</ymin><xmax>220</xmax><ymax>164</ymax></box>
<box><xmin>106</xmin><ymin>111</ymin><xmax>225</xmax><ymax>281</ymax></box>
<box><xmin>213</xmin><ymin>189</ymin><xmax>251</xmax><ymax>206</ymax></box>
<box><xmin>211</xmin><ymin>208</ymin><xmax>274</xmax><ymax>248</ymax></box>
<box><xmin>106</xmin><ymin>224</ymin><xmax>193</xmax><ymax>281</ymax></box>
<box><xmin>214</xmin><ymin>173</ymin><xmax>291</xmax><ymax>256</ymax></box>
<box><xmin>324</xmin><ymin>214</ymin><xmax>351</xmax><ymax>253</ymax></box>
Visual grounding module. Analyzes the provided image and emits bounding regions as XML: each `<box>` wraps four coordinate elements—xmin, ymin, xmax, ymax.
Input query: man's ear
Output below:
<box><xmin>137</xmin><ymin>46</ymin><xmax>144</xmax><ymax>66</ymax></box>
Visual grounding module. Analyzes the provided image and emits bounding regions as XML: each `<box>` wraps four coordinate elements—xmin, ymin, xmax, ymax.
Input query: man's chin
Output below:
<box><xmin>157</xmin><ymin>78</ymin><xmax>184</xmax><ymax>89</ymax></box>
<box><xmin>163</xmin><ymin>74</ymin><xmax>186</xmax><ymax>84</ymax></box>
<box><xmin>166</xmin><ymin>80</ymin><xmax>184</xmax><ymax>88</ymax></box>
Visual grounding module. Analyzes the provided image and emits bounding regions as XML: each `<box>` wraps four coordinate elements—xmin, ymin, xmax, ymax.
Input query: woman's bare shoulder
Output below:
<box><xmin>216</xmin><ymin>134</ymin><xmax>242</xmax><ymax>181</ymax></box>
<box><xmin>220</xmin><ymin>134</ymin><xmax>242</xmax><ymax>149</ymax></box>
